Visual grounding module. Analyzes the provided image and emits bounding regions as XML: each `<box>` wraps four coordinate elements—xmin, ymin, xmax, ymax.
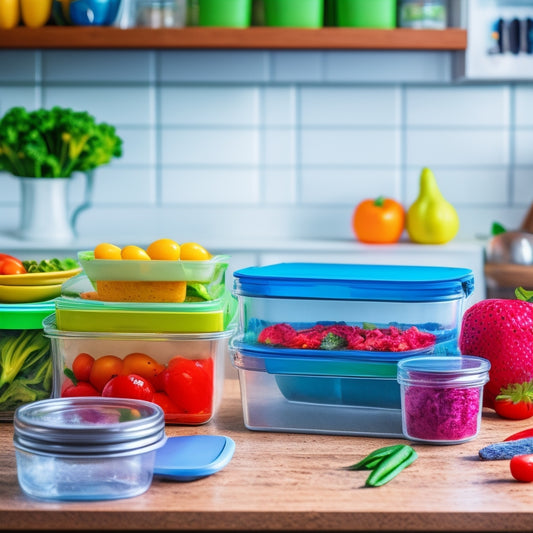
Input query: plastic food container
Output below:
<box><xmin>0</xmin><ymin>300</ymin><xmax>55</xmax><ymax>420</ymax></box>
<box><xmin>55</xmin><ymin>274</ymin><xmax>237</xmax><ymax>333</ymax></box>
<box><xmin>231</xmin><ymin>262</ymin><xmax>474</xmax><ymax>436</ymax></box>
<box><xmin>397</xmin><ymin>355</ymin><xmax>490</xmax><ymax>444</ymax></box>
<box><xmin>13</xmin><ymin>397</ymin><xmax>166</xmax><ymax>501</ymax></box>
<box><xmin>398</xmin><ymin>0</ymin><xmax>447</xmax><ymax>29</ymax></box>
<box><xmin>336</xmin><ymin>0</ymin><xmax>397</xmax><ymax>28</ymax></box>
<box><xmin>230</xmin><ymin>343</ymin><xmax>431</xmax><ymax>437</ymax></box>
<box><xmin>77</xmin><ymin>251</ymin><xmax>229</xmax><ymax>303</ymax></box>
<box><xmin>197</xmin><ymin>0</ymin><xmax>251</xmax><ymax>27</ymax></box>
<box><xmin>43</xmin><ymin>314</ymin><xmax>233</xmax><ymax>425</ymax></box>
<box><xmin>264</xmin><ymin>0</ymin><xmax>323</xmax><ymax>28</ymax></box>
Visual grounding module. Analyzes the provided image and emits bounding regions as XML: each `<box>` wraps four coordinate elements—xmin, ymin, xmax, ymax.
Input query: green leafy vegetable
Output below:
<box><xmin>0</xmin><ymin>330</ymin><xmax>52</xmax><ymax>411</ymax></box>
<box><xmin>22</xmin><ymin>257</ymin><xmax>78</xmax><ymax>273</ymax></box>
<box><xmin>0</xmin><ymin>106</ymin><xmax>122</xmax><ymax>178</ymax></box>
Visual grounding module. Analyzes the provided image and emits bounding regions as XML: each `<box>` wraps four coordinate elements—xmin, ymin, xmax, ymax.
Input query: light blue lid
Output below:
<box><xmin>153</xmin><ymin>435</ymin><xmax>235</xmax><ymax>482</ymax></box>
<box><xmin>233</xmin><ymin>263</ymin><xmax>474</xmax><ymax>302</ymax></box>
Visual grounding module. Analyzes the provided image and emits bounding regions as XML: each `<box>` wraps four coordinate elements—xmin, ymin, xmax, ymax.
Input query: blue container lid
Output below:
<box><xmin>233</xmin><ymin>263</ymin><xmax>474</xmax><ymax>302</ymax></box>
<box><xmin>0</xmin><ymin>300</ymin><xmax>56</xmax><ymax>330</ymax></box>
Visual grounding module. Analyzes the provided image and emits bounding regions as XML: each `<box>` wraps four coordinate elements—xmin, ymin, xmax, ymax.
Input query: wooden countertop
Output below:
<box><xmin>2</xmin><ymin>378</ymin><xmax>533</xmax><ymax>532</ymax></box>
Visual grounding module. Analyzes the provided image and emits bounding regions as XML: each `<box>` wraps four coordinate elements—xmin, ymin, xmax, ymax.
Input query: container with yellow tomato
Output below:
<box><xmin>78</xmin><ymin>239</ymin><xmax>229</xmax><ymax>303</ymax></box>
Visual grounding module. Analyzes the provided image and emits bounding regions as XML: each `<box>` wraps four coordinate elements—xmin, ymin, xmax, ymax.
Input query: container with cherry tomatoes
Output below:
<box><xmin>43</xmin><ymin>314</ymin><xmax>234</xmax><ymax>425</ymax></box>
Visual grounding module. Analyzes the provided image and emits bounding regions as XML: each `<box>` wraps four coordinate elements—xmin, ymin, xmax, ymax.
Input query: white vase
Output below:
<box><xmin>17</xmin><ymin>174</ymin><xmax>93</xmax><ymax>243</ymax></box>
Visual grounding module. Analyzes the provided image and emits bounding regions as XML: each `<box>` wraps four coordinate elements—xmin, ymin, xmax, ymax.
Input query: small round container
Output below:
<box><xmin>397</xmin><ymin>355</ymin><xmax>490</xmax><ymax>445</ymax></box>
<box><xmin>13</xmin><ymin>397</ymin><xmax>167</xmax><ymax>501</ymax></box>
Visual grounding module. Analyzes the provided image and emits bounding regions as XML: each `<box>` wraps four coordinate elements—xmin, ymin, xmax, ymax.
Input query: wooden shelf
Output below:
<box><xmin>0</xmin><ymin>26</ymin><xmax>467</xmax><ymax>50</ymax></box>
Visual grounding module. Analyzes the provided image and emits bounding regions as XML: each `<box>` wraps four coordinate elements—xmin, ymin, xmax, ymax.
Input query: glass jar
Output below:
<box><xmin>13</xmin><ymin>397</ymin><xmax>167</xmax><ymax>501</ymax></box>
<box><xmin>398</xmin><ymin>0</ymin><xmax>447</xmax><ymax>29</ymax></box>
<box><xmin>135</xmin><ymin>0</ymin><xmax>186</xmax><ymax>27</ymax></box>
<box><xmin>397</xmin><ymin>355</ymin><xmax>490</xmax><ymax>445</ymax></box>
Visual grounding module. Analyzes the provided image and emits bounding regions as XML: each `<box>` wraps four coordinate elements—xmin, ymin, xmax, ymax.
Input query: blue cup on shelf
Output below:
<box><xmin>69</xmin><ymin>0</ymin><xmax>121</xmax><ymax>25</ymax></box>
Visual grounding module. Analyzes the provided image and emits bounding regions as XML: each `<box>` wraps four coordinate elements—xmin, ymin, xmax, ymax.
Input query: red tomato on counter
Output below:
<box><xmin>511</xmin><ymin>454</ymin><xmax>533</xmax><ymax>482</ymax></box>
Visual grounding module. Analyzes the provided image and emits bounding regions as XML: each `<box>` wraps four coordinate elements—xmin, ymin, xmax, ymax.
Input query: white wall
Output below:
<box><xmin>0</xmin><ymin>49</ymin><xmax>532</xmax><ymax>246</ymax></box>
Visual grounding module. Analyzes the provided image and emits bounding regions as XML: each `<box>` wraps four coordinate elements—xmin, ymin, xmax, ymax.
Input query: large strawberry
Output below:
<box><xmin>458</xmin><ymin>288</ymin><xmax>533</xmax><ymax>409</ymax></box>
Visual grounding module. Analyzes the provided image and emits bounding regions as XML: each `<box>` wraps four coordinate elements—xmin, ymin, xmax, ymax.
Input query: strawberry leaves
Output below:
<box><xmin>494</xmin><ymin>381</ymin><xmax>533</xmax><ymax>420</ymax></box>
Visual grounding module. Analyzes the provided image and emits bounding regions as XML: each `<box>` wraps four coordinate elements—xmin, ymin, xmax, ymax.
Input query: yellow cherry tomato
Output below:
<box><xmin>121</xmin><ymin>245</ymin><xmax>151</xmax><ymax>261</ymax></box>
<box><xmin>94</xmin><ymin>242</ymin><xmax>122</xmax><ymax>260</ymax></box>
<box><xmin>180</xmin><ymin>242</ymin><xmax>212</xmax><ymax>261</ymax></box>
<box><xmin>146</xmin><ymin>238</ymin><xmax>181</xmax><ymax>260</ymax></box>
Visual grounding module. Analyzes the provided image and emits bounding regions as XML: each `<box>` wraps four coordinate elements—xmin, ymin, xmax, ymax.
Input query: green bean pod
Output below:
<box><xmin>346</xmin><ymin>444</ymin><xmax>405</xmax><ymax>471</ymax></box>
<box><xmin>365</xmin><ymin>445</ymin><xmax>418</xmax><ymax>487</ymax></box>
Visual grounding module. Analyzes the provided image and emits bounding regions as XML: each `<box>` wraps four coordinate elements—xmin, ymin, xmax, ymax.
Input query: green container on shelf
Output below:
<box><xmin>337</xmin><ymin>0</ymin><xmax>396</xmax><ymax>28</ymax></box>
<box><xmin>198</xmin><ymin>0</ymin><xmax>252</xmax><ymax>27</ymax></box>
<box><xmin>264</xmin><ymin>0</ymin><xmax>323</xmax><ymax>28</ymax></box>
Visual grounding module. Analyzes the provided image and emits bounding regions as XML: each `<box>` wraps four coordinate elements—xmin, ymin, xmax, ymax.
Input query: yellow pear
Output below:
<box><xmin>406</xmin><ymin>167</ymin><xmax>459</xmax><ymax>244</ymax></box>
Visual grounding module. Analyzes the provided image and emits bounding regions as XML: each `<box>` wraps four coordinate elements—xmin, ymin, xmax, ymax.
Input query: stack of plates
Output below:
<box><xmin>0</xmin><ymin>268</ymin><xmax>82</xmax><ymax>303</ymax></box>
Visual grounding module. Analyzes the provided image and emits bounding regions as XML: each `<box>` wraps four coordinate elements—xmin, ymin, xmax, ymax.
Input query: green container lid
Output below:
<box><xmin>0</xmin><ymin>300</ymin><xmax>56</xmax><ymax>330</ymax></box>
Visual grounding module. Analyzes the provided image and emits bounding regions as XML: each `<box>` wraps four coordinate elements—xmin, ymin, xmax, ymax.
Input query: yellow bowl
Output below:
<box><xmin>0</xmin><ymin>284</ymin><xmax>62</xmax><ymax>303</ymax></box>
<box><xmin>0</xmin><ymin>268</ymin><xmax>82</xmax><ymax>287</ymax></box>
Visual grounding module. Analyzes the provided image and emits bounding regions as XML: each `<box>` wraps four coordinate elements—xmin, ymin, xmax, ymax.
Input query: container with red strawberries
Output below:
<box><xmin>231</xmin><ymin>262</ymin><xmax>475</xmax><ymax>437</ymax></box>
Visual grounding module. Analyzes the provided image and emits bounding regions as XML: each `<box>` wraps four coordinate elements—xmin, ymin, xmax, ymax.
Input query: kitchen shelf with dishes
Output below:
<box><xmin>0</xmin><ymin>27</ymin><xmax>467</xmax><ymax>50</ymax></box>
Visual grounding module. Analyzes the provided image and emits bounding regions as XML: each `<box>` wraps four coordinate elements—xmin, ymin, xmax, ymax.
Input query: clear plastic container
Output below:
<box><xmin>43</xmin><ymin>314</ymin><xmax>233</xmax><ymax>425</ymax></box>
<box><xmin>0</xmin><ymin>300</ymin><xmax>56</xmax><ymax>420</ymax></box>
<box><xmin>397</xmin><ymin>355</ymin><xmax>490</xmax><ymax>445</ymax></box>
<box><xmin>13</xmin><ymin>397</ymin><xmax>167</xmax><ymax>501</ymax></box>
<box><xmin>398</xmin><ymin>0</ymin><xmax>447</xmax><ymax>29</ymax></box>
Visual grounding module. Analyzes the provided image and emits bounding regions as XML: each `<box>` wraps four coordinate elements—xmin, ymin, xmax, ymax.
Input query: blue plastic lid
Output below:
<box><xmin>0</xmin><ymin>299</ymin><xmax>56</xmax><ymax>330</ymax></box>
<box><xmin>153</xmin><ymin>435</ymin><xmax>235</xmax><ymax>482</ymax></box>
<box><xmin>233</xmin><ymin>263</ymin><xmax>474</xmax><ymax>302</ymax></box>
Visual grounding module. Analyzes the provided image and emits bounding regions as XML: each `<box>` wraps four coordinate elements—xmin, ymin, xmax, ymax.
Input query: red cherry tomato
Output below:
<box><xmin>162</xmin><ymin>356</ymin><xmax>213</xmax><ymax>414</ymax></box>
<box><xmin>61</xmin><ymin>378</ymin><xmax>99</xmax><ymax>398</ymax></box>
<box><xmin>0</xmin><ymin>256</ymin><xmax>26</xmax><ymax>275</ymax></box>
<box><xmin>511</xmin><ymin>454</ymin><xmax>533</xmax><ymax>482</ymax></box>
<box><xmin>72</xmin><ymin>353</ymin><xmax>95</xmax><ymax>383</ymax></box>
<box><xmin>101</xmin><ymin>374</ymin><xmax>155</xmax><ymax>402</ymax></box>
<box><xmin>152</xmin><ymin>391</ymin><xmax>182</xmax><ymax>415</ymax></box>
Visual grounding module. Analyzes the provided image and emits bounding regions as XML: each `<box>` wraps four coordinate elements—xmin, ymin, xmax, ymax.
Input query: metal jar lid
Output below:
<box><xmin>13</xmin><ymin>397</ymin><xmax>166</xmax><ymax>458</ymax></box>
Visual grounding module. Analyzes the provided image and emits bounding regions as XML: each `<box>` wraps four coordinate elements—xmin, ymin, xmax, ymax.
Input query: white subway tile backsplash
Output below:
<box><xmin>263</xmin><ymin>169</ymin><xmax>297</xmax><ymax>204</ymax></box>
<box><xmin>42</xmin><ymin>51</ymin><xmax>154</xmax><ymax>82</ymax></box>
<box><xmin>0</xmin><ymin>52</ymin><xmax>36</xmax><ymax>82</ymax></box>
<box><xmin>161</xmin><ymin>129</ymin><xmax>259</xmax><ymax>165</ymax></box>
<box><xmin>263</xmin><ymin>129</ymin><xmax>295</xmax><ymax>166</ymax></box>
<box><xmin>271</xmin><ymin>52</ymin><xmax>323</xmax><ymax>82</ymax></box>
<box><xmin>0</xmin><ymin>87</ymin><xmax>37</xmax><ymax>115</ymax></box>
<box><xmin>262</xmin><ymin>87</ymin><xmax>296</xmax><ymax>126</ymax></box>
<box><xmin>406</xmin><ymin>129</ymin><xmax>510</xmax><ymax>166</ymax></box>
<box><xmin>301</xmin><ymin>129</ymin><xmax>399</xmax><ymax>165</ymax></box>
<box><xmin>301</xmin><ymin>168</ymin><xmax>401</xmax><ymax>204</ymax></box>
<box><xmin>515</xmin><ymin>86</ymin><xmax>533</xmax><ymax>126</ymax></box>
<box><xmin>161</xmin><ymin>168</ymin><xmax>260</xmax><ymax>204</ymax></box>
<box><xmin>0</xmin><ymin>50</ymin><xmax>531</xmax><ymax>244</ymax></box>
<box><xmin>92</xmin><ymin>167</ymin><xmax>157</xmax><ymax>205</ymax></box>
<box><xmin>513</xmin><ymin>168</ymin><xmax>533</xmax><ymax>205</ymax></box>
<box><xmin>159</xmin><ymin>87</ymin><xmax>259</xmax><ymax>126</ymax></box>
<box><xmin>300</xmin><ymin>86</ymin><xmax>400</xmax><ymax>126</ymax></box>
<box><xmin>42</xmin><ymin>87</ymin><xmax>153</xmax><ymax>125</ymax></box>
<box><xmin>406</xmin><ymin>86</ymin><xmax>510</xmax><ymax>127</ymax></box>
<box><xmin>325</xmin><ymin>52</ymin><xmax>452</xmax><ymax>83</ymax></box>
<box><xmin>515</xmin><ymin>130</ymin><xmax>533</xmax><ymax>165</ymax></box>
<box><xmin>158</xmin><ymin>51</ymin><xmax>269</xmax><ymax>82</ymax></box>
